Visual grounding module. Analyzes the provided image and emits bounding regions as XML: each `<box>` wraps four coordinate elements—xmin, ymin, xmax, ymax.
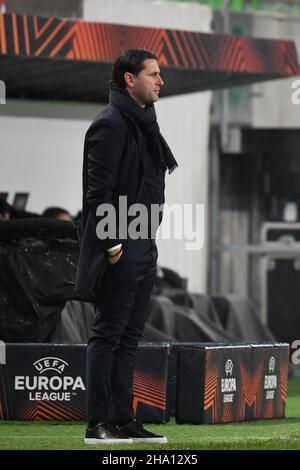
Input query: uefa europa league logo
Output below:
<box><xmin>225</xmin><ymin>359</ymin><xmax>233</xmax><ymax>377</ymax></box>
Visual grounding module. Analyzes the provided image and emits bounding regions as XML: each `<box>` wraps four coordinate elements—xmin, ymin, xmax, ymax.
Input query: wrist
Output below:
<box><xmin>107</xmin><ymin>247</ymin><xmax>123</xmax><ymax>258</ymax></box>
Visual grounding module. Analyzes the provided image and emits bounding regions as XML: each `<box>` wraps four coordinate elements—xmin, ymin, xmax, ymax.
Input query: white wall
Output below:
<box><xmin>83</xmin><ymin>0</ymin><xmax>212</xmax><ymax>32</ymax></box>
<box><xmin>0</xmin><ymin>100</ymin><xmax>101</xmax><ymax>214</ymax></box>
<box><xmin>155</xmin><ymin>92</ymin><xmax>211</xmax><ymax>293</ymax></box>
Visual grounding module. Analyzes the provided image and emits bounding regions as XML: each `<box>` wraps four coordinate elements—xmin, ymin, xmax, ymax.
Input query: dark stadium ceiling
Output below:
<box><xmin>0</xmin><ymin>13</ymin><xmax>299</xmax><ymax>102</ymax></box>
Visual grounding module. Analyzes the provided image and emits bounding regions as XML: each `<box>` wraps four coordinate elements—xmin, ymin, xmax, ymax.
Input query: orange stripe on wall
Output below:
<box><xmin>161</xmin><ymin>31</ymin><xmax>179</xmax><ymax>67</ymax></box>
<box><xmin>73</xmin><ymin>35</ymin><xmax>80</xmax><ymax>60</ymax></box>
<box><xmin>172</xmin><ymin>30</ymin><xmax>189</xmax><ymax>68</ymax></box>
<box><xmin>103</xmin><ymin>23</ymin><xmax>112</xmax><ymax>60</ymax></box>
<box><xmin>33</xmin><ymin>16</ymin><xmax>38</xmax><ymax>38</ymax></box>
<box><xmin>92</xmin><ymin>22</ymin><xmax>101</xmax><ymax>60</ymax></box>
<box><xmin>49</xmin><ymin>25</ymin><xmax>76</xmax><ymax>58</ymax></box>
<box><xmin>23</xmin><ymin>14</ymin><xmax>30</xmax><ymax>55</ymax></box>
<box><xmin>144</xmin><ymin>28</ymin><xmax>157</xmax><ymax>55</ymax></box>
<box><xmin>0</xmin><ymin>13</ymin><xmax>7</xmax><ymax>53</ymax></box>
<box><xmin>213</xmin><ymin>38</ymin><xmax>225</xmax><ymax>66</ymax></box>
<box><xmin>73</xmin><ymin>24</ymin><xmax>83</xmax><ymax>59</ymax></box>
<box><xmin>188</xmin><ymin>33</ymin><xmax>204</xmax><ymax>67</ymax></box>
<box><xmin>214</xmin><ymin>35</ymin><xmax>230</xmax><ymax>69</ymax></box>
<box><xmin>180</xmin><ymin>31</ymin><xmax>197</xmax><ymax>68</ymax></box>
<box><xmin>34</xmin><ymin>20</ymin><xmax>67</xmax><ymax>56</ymax></box>
<box><xmin>109</xmin><ymin>23</ymin><xmax>120</xmax><ymax>61</ymax></box>
<box><xmin>85</xmin><ymin>24</ymin><xmax>93</xmax><ymax>59</ymax></box>
<box><xmin>94</xmin><ymin>23</ymin><xmax>102</xmax><ymax>61</ymax></box>
<box><xmin>113</xmin><ymin>24</ymin><xmax>122</xmax><ymax>59</ymax></box>
<box><xmin>34</xmin><ymin>17</ymin><xmax>54</xmax><ymax>39</ymax></box>
<box><xmin>101</xmin><ymin>23</ymin><xmax>110</xmax><ymax>61</ymax></box>
<box><xmin>229</xmin><ymin>45</ymin><xmax>243</xmax><ymax>73</ymax></box>
<box><xmin>12</xmin><ymin>13</ymin><xmax>19</xmax><ymax>55</ymax></box>
<box><xmin>153</xmin><ymin>30</ymin><xmax>163</xmax><ymax>55</ymax></box>
<box><xmin>107</xmin><ymin>24</ymin><xmax>115</xmax><ymax>60</ymax></box>
<box><xmin>86</xmin><ymin>23</ymin><xmax>96</xmax><ymax>61</ymax></box>
<box><xmin>222</xmin><ymin>37</ymin><xmax>236</xmax><ymax>71</ymax></box>
<box><xmin>78</xmin><ymin>22</ymin><xmax>89</xmax><ymax>60</ymax></box>
<box><xmin>82</xmin><ymin>23</ymin><xmax>91</xmax><ymax>59</ymax></box>
<box><xmin>97</xmin><ymin>23</ymin><xmax>106</xmax><ymax>60</ymax></box>
<box><xmin>132</xmin><ymin>26</ymin><xmax>146</xmax><ymax>52</ymax></box>
<box><xmin>89</xmin><ymin>23</ymin><xmax>97</xmax><ymax>59</ymax></box>
<box><xmin>224</xmin><ymin>39</ymin><xmax>236</xmax><ymax>71</ymax></box>
<box><xmin>83</xmin><ymin>23</ymin><xmax>94</xmax><ymax>60</ymax></box>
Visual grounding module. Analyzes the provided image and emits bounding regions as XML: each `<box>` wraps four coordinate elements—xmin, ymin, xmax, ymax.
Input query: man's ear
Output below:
<box><xmin>124</xmin><ymin>72</ymin><xmax>135</xmax><ymax>89</ymax></box>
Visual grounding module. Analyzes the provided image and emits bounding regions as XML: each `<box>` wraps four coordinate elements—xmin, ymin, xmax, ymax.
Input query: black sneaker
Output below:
<box><xmin>120</xmin><ymin>419</ymin><xmax>167</xmax><ymax>444</ymax></box>
<box><xmin>84</xmin><ymin>423</ymin><xmax>133</xmax><ymax>445</ymax></box>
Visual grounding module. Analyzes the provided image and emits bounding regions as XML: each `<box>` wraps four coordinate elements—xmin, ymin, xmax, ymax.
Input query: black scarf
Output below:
<box><xmin>109</xmin><ymin>88</ymin><xmax>178</xmax><ymax>174</ymax></box>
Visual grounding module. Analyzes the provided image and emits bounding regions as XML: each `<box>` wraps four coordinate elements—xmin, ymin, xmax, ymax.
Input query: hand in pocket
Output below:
<box><xmin>108</xmin><ymin>246</ymin><xmax>123</xmax><ymax>265</ymax></box>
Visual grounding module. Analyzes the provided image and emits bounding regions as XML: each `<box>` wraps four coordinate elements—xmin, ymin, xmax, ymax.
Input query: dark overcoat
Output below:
<box><xmin>75</xmin><ymin>104</ymin><xmax>147</xmax><ymax>301</ymax></box>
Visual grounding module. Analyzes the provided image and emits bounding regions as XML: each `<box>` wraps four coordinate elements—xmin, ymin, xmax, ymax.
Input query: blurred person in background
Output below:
<box><xmin>42</xmin><ymin>206</ymin><xmax>71</xmax><ymax>221</ymax></box>
<box><xmin>0</xmin><ymin>199</ymin><xmax>10</xmax><ymax>220</ymax></box>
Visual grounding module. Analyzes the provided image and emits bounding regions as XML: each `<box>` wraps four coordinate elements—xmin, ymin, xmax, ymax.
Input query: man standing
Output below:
<box><xmin>76</xmin><ymin>49</ymin><xmax>177</xmax><ymax>445</ymax></box>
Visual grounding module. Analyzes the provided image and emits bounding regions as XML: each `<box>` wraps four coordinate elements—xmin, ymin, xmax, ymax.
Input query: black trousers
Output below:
<box><xmin>86</xmin><ymin>238</ymin><xmax>158</xmax><ymax>425</ymax></box>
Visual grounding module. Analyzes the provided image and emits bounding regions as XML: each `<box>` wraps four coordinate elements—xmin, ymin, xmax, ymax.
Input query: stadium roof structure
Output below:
<box><xmin>0</xmin><ymin>12</ymin><xmax>299</xmax><ymax>102</ymax></box>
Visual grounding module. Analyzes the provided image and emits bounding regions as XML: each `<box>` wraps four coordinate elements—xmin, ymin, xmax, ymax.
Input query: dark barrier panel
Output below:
<box><xmin>176</xmin><ymin>342</ymin><xmax>289</xmax><ymax>424</ymax></box>
<box><xmin>0</xmin><ymin>344</ymin><xmax>86</xmax><ymax>420</ymax></box>
<box><xmin>251</xmin><ymin>343</ymin><xmax>289</xmax><ymax>419</ymax></box>
<box><xmin>0</xmin><ymin>342</ymin><xmax>289</xmax><ymax>424</ymax></box>
<box><xmin>176</xmin><ymin>344</ymin><xmax>252</xmax><ymax>424</ymax></box>
<box><xmin>0</xmin><ymin>343</ymin><xmax>172</xmax><ymax>423</ymax></box>
<box><xmin>132</xmin><ymin>343</ymin><xmax>173</xmax><ymax>423</ymax></box>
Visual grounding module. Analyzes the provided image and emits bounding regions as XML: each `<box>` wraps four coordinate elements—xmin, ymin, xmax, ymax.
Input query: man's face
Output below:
<box><xmin>126</xmin><ymin>59</ymin><xmax>164</xmax><ymax>107</ymax></box>
<box><xmin>57</xmin><ymin>212</ymin><xmax>71</xmax><ymax>221</ymax></box>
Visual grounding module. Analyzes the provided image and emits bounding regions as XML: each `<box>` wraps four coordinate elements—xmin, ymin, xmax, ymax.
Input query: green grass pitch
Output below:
<box><xmin>1</xmin><ymin>379</ymin><xmax>299</xmax><ymax>450</ymax></box>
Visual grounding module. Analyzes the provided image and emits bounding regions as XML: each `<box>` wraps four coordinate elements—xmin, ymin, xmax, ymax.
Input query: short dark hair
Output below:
<box><xmin>42</xmin><ymin>207</ymin><xmax>70</xmax><ymax>219</ymax></box>
<box><xmin>110</xmin><ymin>49</ymin><xmax>158</xmax><ymax>89</ymax></box>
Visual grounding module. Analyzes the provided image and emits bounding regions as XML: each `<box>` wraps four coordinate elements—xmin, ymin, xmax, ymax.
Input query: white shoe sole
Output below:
<box><xmin>84</xmin><ymin>438</ymin><xmax>133</xmax><ymax>445</ymax></box>
<box><xmin>131</xmin><ymin>437</ymin><xmax>168</xmax><ymax>444</ymax></box>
